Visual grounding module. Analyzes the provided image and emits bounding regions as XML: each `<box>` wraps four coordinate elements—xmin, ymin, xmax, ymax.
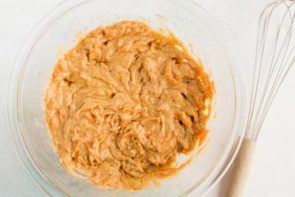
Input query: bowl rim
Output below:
<box><xmin>6</xmin><ymin>0</ymin><xmax>248</xmax><ymax>196</ymax></box>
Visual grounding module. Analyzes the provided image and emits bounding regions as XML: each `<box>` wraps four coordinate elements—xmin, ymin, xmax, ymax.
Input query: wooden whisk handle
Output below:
<box><xmin>227</xmin><ymin>138</ymin><xmax>256</xmax><ymax>197</ymax></box>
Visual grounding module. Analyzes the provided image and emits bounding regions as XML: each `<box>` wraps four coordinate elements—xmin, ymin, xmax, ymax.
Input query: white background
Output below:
<box><xmin>1</xmin><ymin>0</ymin><xmax>295</xmax><ymax>196</ymax></box>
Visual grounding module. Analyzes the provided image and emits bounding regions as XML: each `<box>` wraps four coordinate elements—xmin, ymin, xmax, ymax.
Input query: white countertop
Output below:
<box><xmin>1</xmin><ymin>0</ymin><xmax>295</xmax><ymax>196</ymax></box>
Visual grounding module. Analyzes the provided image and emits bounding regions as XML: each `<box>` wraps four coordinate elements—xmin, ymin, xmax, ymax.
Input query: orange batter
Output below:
<box><xmin>44</xmin><ymin>21</ymin><xmax>213</xmax><ymax>190</ymax></box>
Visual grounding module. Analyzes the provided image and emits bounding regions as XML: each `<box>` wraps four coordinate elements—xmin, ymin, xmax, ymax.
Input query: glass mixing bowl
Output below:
<box><xmin>7</xmin><ymin>0</ymin><xmax>247</xmax><ymax>196</ymax></box>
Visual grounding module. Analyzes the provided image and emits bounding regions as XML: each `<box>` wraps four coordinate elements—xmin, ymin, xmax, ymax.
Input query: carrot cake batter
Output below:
<box><xmin>44</xmin><ymin>21</ymin><xmax>213</xmax><ymax>190</ymax></box>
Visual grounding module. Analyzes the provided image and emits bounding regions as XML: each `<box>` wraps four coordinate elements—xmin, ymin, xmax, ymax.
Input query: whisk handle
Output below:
<box><xmin>227</xmin><ymin>138</ymin><xmax>256</xmax><ymax>197</ymax></box>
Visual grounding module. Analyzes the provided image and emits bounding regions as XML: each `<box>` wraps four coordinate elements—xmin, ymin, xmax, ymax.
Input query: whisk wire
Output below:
<box><xmin>245</xmin><ymin>1</ymin><xmax>277</xmax><ymax>139</ymax></box>
<box><xmin>251</xmin><ymin>3</ymin><xmax>293</xmax><ymax>138</ymax></box>
<box><xmin>253</xmin><ymin>3</ymin><xmax>295</xmax><ymax>139</ymax></box>
<box><xmin>246</xmin><ymin>0</ymin><xmax>295</xmax><ymax>140</ymax></box>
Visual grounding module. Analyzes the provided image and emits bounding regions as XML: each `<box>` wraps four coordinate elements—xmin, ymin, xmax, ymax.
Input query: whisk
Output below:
<box><xmin>227</xmin><ymin>0</ymin><xmax>295</xmax><ymax>196</ymax></box>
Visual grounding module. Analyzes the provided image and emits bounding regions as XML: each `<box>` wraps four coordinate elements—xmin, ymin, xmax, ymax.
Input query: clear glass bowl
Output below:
<box><xmin>7</xmin><ymin>0</ymin><xmax>247</xmax><ymax>196</ymax></box>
